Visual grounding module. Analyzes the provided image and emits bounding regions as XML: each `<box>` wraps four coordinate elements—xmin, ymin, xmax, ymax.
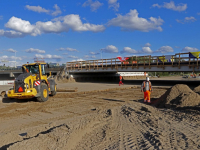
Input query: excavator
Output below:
<box><xmin>6</xmin><ymin>62</ymin><xmax>57</xmax><ymax>102</ymax></box>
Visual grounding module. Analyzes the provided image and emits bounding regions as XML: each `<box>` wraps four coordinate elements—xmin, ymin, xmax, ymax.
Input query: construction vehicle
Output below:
<box><xmin>6</xmin><ymin>62</ymin><xmax>57</xmax><ymax>102</ymax></box>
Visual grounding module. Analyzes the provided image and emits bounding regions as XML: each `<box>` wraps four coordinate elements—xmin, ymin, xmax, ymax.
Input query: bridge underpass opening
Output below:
<box><xmin>70</xmin><ymin>72</ymin><xmax>120</xmax><ymax>83</ymax></box>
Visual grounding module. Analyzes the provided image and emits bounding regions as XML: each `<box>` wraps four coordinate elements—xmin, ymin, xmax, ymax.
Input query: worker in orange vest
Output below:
<box><xmin>141</xmin><ymin>77</ymin><xmax>152</xmax><ymax>103</ymax></box>
<box><xmin>119</xmin><ymin>75</ymin><xmax>123</xmax><ymax>86</ymax></box>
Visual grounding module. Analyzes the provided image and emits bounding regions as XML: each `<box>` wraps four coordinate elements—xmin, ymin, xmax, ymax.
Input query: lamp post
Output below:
<box><xmin>15</xmin><ymin>51</ymin><xmax>16</xmax><ymax>68</ymax></box>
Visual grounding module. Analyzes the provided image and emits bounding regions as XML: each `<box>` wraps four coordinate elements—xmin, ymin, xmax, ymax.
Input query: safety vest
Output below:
<box><xmin>142</xmin><ymin>81</ymin><xmax>152</xmax><ymax>91</ymax></box>
<box><xmin>119</xmin><ymin>76</ymin><xmax>122</xmax><ymax>80</ymax></box>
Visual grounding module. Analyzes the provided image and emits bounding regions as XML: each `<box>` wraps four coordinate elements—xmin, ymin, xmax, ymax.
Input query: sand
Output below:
<box><xmin>0</xmin><ymin>81</ymin><xmax>200</xmax><ymax>149</ymax></box>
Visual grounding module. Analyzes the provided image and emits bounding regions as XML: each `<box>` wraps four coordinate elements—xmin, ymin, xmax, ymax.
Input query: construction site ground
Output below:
<box><xmin>0</xmin><ymin>76</ymin><xmax>200</xmax><ymax>149</ymax></box>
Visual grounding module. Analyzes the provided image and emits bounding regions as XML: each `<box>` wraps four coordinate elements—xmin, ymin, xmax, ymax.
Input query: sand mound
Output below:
<box><xmin>154</xmin><ymin>84</ymin><xmax>200</xmax><ymax>108</ymax></box>
<box><xmin>193</xmin><ymin>85</ymin><xmax>200</xmax><ymax>94</ymax></box>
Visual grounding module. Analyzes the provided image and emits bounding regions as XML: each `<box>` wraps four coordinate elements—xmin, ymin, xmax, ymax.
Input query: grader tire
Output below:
<box><xmin>37</xmin><ymin>84</ymin><xmax>49</xmax><ymax>102</ymax></box>
<box><xmin>50</xmin><ymin>84</ymin><xmax>57</xmax><ymax>96</ymax></box>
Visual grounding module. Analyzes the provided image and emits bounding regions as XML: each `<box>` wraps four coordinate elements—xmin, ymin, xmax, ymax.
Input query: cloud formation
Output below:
<box><xmin>68</xmin><ymin>55</ymin><xmax>79</xmax><ymax>59</ymax></box>
<box><xmin>108</xmin><ymin>9</ymin><xmax>164</xmax><ymax>32</ymax></box>
<box><xmin>89</xmin><ymin>51</ymin><xmax>100</xmax><ymax>55</ymax></box>
<box><xmin>1</xmin><ymin>15</ymin><xmax>105</xmax><ymax>38</ymax></box>
<box><xmin>84</xmin><ymin>55</ymin><xmax>96</xmax><ymax>59</ymax></box>
<box><xmin>72</xmin><ymin>58</ymin><xmax>84</xmax><ymax>62</ymax></box>
<box><xmin>35</xmin><ymin>54</ymin><xmax>62</xmax><ymax>59</ymax></box>
<box><xmin>101</xmin><ymin>45</ymin><xmax>118</xmax><ymax>53</ymax></box>
<box><xmin>25</xmin><ymin>5</ymin><xmax>49</xmax><ymax>13</ymax></box>
<box><xmin>6</xmin><ymin>48</ymin><xmax>17</xmax><ymax>53</ymax></box>
<box><xmin>152</xmin><ymin>1</ymin><xmax>187</xmax><ymax>12</ymax></box>
<box><xmin>121</xmin><ymin>47</ymin><xmax>137</xmax><ymax>54</ymax></box>
<box><xmin>0</xmin><ymin>55</ymin><xmax>22</xmax><ymax>61</ymax></box>
<box><xmin>155</xmin><ymin>46</ymin><xmax>174</xmax><ymax>53</ymax></box>
<box><xmin>25</xmin><ymin>48</ymin><xmax>45</xmax><ymax>53</ymax></box>
<box><xmin>176</xmin><ymin>16</ymin><xmax>196</xmax><ymax>24</ymax></box>
<box><xmin>182</xmin><ymin>46</ymin><xmax>198</xmax><ymax>52</ymax></box>
<box><xmin>0</xmin><ymin>29</ymin><xmax>25</xmax><ymax>38</ymax></box>
<box><xmin>25</xmin><ymin>4</ymin><xmax>62</xmax><ymax>16</ymax></box>
<box><xmin>141</xmin><ymin>47</ymin><xmax>153</xmax><ymax>53</ymax></box>
<box><xmin>144</xmin><ymin>43</ymin><xmax>151</xmax><ymax>47</ymax></box>
<box><xmin>82</xmin><ymin>0</ymin><xmax>103</xmax><ymax>12</ymax></box>
<box><xmin>57</xmin><ymin>47</ymin><xmax>79</xmax><ymax>52</ymax></box>
<box><xmin>108</xmin><ymin>0</ymin><xmax>119</xmax><ymax>11</ymax></box>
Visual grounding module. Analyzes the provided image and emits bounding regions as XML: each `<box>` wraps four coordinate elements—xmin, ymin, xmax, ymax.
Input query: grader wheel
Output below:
<box><xmin>37</xmin><ymin>83</ymin><xmax>49</xmax><ymax>102</ymax></box>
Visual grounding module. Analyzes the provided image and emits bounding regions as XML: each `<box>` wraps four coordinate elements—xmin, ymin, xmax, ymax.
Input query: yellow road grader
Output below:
<box><xmin>6</xmin><ymin>62</ymin><xmax>57</xmax><ymax>102</ymax></box>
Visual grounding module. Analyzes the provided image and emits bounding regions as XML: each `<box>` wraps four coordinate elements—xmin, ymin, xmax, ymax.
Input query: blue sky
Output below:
<box><xmin>0</xmin><ymin>0</ymin><xmax>200</xmax><ymax>66</ymax></box>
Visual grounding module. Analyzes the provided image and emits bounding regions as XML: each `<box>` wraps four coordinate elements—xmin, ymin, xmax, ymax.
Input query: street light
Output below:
<box><xmin>15</xmin><ymin>51</ymin><xmax>16</xmax><ymax>68</ymax></box>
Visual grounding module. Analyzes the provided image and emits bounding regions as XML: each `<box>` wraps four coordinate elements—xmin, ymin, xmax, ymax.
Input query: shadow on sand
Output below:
<box><xmin>102</xmin><ymin>98</ymin><xmax>125</xmax><ymax>102</ymax></box>
<box><xmin>2</xmin><ymin>97</ymin><xmax>36</xmax><ymax>103</ymax></box>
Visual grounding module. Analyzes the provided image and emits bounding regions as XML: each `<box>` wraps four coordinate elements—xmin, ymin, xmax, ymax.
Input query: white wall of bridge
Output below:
<box><xmin>0</xmin><ymin>80</ymin><xmax>14</xmax><ymax>85</ymax></box>
<box><xmin>117</xmin><ymin>72</ymin><xmax>148</xmax><ymax>76</ymax></box>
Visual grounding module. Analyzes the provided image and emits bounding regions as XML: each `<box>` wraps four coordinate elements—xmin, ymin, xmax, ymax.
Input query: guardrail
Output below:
<box><xmin>66</xmin><ymin>52</ymin><xmax>200</xmax><ymax>71</ymax></box>
<box><xmin>0</xmin><ymin>66</ymin><xmax>64</xmax><ymax>71</ymax></box>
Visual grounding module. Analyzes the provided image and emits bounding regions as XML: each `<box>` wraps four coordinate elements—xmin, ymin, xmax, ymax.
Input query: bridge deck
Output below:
<box><xmin>66</xmin><ymin>52</ymin><xmax>200</xmax><ymax>73</ymax></box>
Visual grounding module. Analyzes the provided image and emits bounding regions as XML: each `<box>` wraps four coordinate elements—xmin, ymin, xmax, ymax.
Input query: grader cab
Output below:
<box><xmin>7</xmin><ymin>62</ymin><xmax>57</xmax><ymax>102</ymax></box>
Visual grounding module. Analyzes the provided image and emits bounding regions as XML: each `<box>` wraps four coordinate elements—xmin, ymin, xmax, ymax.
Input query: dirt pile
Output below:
<box><xmin>193</xmin><ymin>85</ymin><xmax>200</xmax><ymax>94</ymax></box>
<box><xmin>56</xmin><ymin>77</ymin><xmax>76</xmax><ymax>83</ymax></box>
<box><xmin>154</xmin><ymin>84</ymin><xmax>200</xmax><ymax>108</ymax></box>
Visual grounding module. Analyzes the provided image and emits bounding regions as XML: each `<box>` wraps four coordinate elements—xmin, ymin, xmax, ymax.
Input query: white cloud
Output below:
<box><xmin>84</xmin><ymin>55</ymin><xmax>96</xmax><ymax>59</ymax></box>
<box><xmin>0</xmin><ymin>29</ymin><xmax>25</xmax><ymax>38</ymax></box>
<box><xmin>101</xmin><ymin>45</ymin><xmax>118</xmax><ymax>53</ymax></box>
<box><xmin>66</xmin><ymin>47</ymin><xmax>79</xmax><ymax>52</ymax></box>
<box><xmin>121</xmin><ymin>47</ymin><xmax>137</xmax><ymax>54</ymax></box>
<box><xmin>108</xmin><ymin>9</ymin><xmax>164</xmax><ymax>32</ymax></box>
<box><xmin>0</xmin><ymin>55</ymin><xmax>22</xmax><ymax>61</ymax></box>
<box><xmin>61</xmin><ymin>14</ymin><xmax>105</xmax><ymax>32</ymax></box>
<box><xmin>51</xmin><ymin>4</ymin><xmax>62</xmax><ymax>16</ymax></box>
<box><xmin>0</xmin><ymin>15</ymin><xmax>3</xmax><ymax>20</ymax></box>
<box><xmin>10</xmin><ymin>56</ymin><xmax>22</xmax><ymax>60</ymax></box>
<box><xmin>5</xmin><ymin>16</ymin><xmax>40</xmax><ymax>36</ymax></box>
<box><xmin>63</xmin><ymin>53</ymin><xmax>68</xmax><ymax>55</ymax></box>
<box><xmin>25</xmin><ymin>48</ymin><xmax>45</xmax><ymax>53</ymax></box>
<box><xmin>68</xmin><ymin>55</ymin><xmax>78</xmax><ymax>59</ymax></box>
<box><xmin>25</xmin><ymin>4</ymin><xmax>61</xmax><ymax>16</ymax></box>
<box><xmin>108</xmin><ymin>0</ymin><xmax>119</xmax><ymax>11</ymax></box>
<box><xmin>152</xmin><ymin>1</ymin><xmax>187</xmax><ymax>12</ymax></box>
<box><xmin>82</xmin><ymin>0</ymin><xmax>103</xmax><ymax>12</ymax></box>
<box><xmin>6</xmin><ymin>48</ymin><xmax>17</xmax><ymax>53</ymax></box>
<box><xmin>155</xmin><ymin>46</ymin><xmax>174</xmax><ymax>53</ymax></box>
<box><xmin>141</xmin><ymin>47</ymin><xmax>153</xmax><ymax>53</ymax></box>
<box><xmin>57</xmin><ymin>47</ymin><xmax>66</xmax><ymax>51</ymax></box>
<box><xmin>176</xmin><ymin>16</ymin><xmax>196</xmax><ymax>24</ymax></box>
<box><xmin>182</xmin><ymin>47</ymin><xmax>199</xmax><ymax>52</ymax></box>
<box><xmin>197</xmin><ymin>12</ymin><xmax>200</xmax><ymax>15</ymax></box>
<box><xmin>144</xmin><ymin>43</ymin><xmax>151</xmax><ymax>47</ymax></box>
<box><xmin>84</xmin><ymin>55</ymin><xmax>90</xmax><ymax>58</ymax></box>
<box><xmin>184</xmin><ymin>16</ymin><xmax>196</xmax><ymax>22</ymax></box>
<box><xmin>2</xmin><ymin>15</ymin><xmax>105</xmax><ymax>38</ymax></box>
<box><xmin>25</xmin><ymin>5</ymin><xmax>50</xmax><ymax>13</ymax></box>
<box><xmin>90</xmin><ymin>51</ymin><xmax>100</xmax><ymax>55</ymax></box>
<box><xmin>72</xmin><ymin>58</ymin><xmax>84</xmax><ymax>62</ymax></box>
<box><xmin>57</xmin><ymin>47</ymin><xmax>79</xmax><ymax>52</ymax></box>
<box><xmin>35</xmin><ymin>54</ymin><xmax>62</xmax><ymax>59</ymax></box>
<box><xmin>176</xmin><ymin>19</ymin><xmax>183</xmax><ymax>24</ymax></box>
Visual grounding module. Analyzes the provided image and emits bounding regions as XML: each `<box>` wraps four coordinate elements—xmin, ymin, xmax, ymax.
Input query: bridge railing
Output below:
<box><xmin>66</xmin><ymin>52</ymin><xmax>200</xmax><ymax>71</ymax></box>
